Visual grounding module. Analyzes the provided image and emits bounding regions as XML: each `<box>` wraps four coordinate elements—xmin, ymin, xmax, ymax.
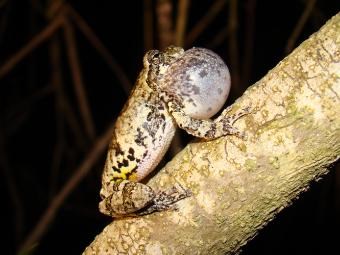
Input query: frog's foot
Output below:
<box><xmin>135</xmin><ymin>183</ymin><xmax>192</xmax><ymax>216</ymax></box>
<box><xmin>217</xmin><ymin>105</ymin><xmax>252</xmax><ymax>139</ymax></box>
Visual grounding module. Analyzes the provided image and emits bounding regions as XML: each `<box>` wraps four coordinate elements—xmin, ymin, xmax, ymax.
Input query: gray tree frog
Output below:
<box><xmin>99</xmin><ymin>46</ymin><xmax>249</xmax><ymax>217</ymax></box>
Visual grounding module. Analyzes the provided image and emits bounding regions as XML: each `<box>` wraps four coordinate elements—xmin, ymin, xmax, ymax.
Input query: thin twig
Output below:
<box><xmin>48</xmin><ymin>0</ymin><xmax>87</xmax><ymax>151</ymax></box>
<box><xmin>4</xmin><ymin>85</ymin><xmax>54</xmax><ymax>136</ymax></box>
<box><xmin>156</xmin><ymin>0</ymin><xmax>174</xmax><ymax>49</ymax></box>
<box><xmin>49</xmin><ymin>127</ymin><xmax>64</xmax><ymax>199</ymax></box>
<box><xmin>48</xmin><ymin>34</ymin><xmax>65</xmax><ymax>199</ymax></box>
<box><xmin>285</xmin><ymin>0</ymin><xmax>317</xmax><ymax>54</ymax></box>
<box><xmin>46</xmin><ymin>0</ymin><xmax>64</xmax><ymax>19</ymax></box>
<box><xmin>0</xmin><ymin>14</ymin><xmax>63</xmax><ymax>78</ymax></box>
<box><xmin>144</xmin><ymin>0</ymin><xmax>153</xmax><ymax>50</ymax></box>
<box><xmin>61</xmin><ymin>96</ymin><xmax>88</xmax><ymax>149</ymax></box>
<box><xmin>185</xmin><ymin>0</ymin><xmax>227</xmax><ymax>47</ymax></box>
<box><xmin>175</xmin><ymin>0</ymin><xmax>190</xmax><ymax>47</ymax></box>
<box><xmin>63</xmin><ymin>17</ymin><xmax>96</xmax><ymax>141</ymax></box>
<box><xmin>67</xmin><ymin>5</ymin><xmax>132</xmax><ymax>94</ymax></box>
<box><xmin>19</xmin><ymin>122</ymin><xmax>115</xmax><ymax>254</ymax></box>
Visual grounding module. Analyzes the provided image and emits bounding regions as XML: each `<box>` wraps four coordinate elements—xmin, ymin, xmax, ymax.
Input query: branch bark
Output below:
<box><xmin>83</xmin><ymin>13</ymin><xmax>340</xmax><ymax>254</ymax></box>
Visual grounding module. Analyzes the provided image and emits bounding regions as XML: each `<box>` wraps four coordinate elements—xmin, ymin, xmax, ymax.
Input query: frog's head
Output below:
<box><xmin>144</xmin><ymin>46</ymin><xmax>184</xmax><ymax>91</ymax></box>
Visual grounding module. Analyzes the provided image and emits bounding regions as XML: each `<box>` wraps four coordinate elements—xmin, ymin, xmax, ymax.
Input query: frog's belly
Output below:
<box><xmin>135</xmin><ymin>117</ymin><xmax>176</xmax><ymax>180</ymax></box>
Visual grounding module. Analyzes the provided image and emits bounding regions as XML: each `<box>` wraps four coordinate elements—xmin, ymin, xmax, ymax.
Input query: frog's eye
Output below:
<box><xmin>152</xmin><ymin>54</ymin><xmax>160</xmax><ymax>65</ymax></box>
<box><xmin>145</xmin><ymin>50</ymin><xmax>161</xmax><ymax>65</ymax></box>
<box><xmin>152</xmin><ymin>53</ymin><xmax>165</xmax><ymax>67</ymax></box>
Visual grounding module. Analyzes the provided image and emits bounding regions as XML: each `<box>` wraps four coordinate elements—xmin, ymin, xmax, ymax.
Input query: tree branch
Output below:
<box><xmin>83</xmin><ymin>13</ymin><xmax>340</xmax><ymax>254</ymax></box>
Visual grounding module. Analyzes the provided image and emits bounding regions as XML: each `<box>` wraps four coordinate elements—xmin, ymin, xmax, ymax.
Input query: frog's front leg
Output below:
<box><xmin>135</xmin><ymin>183</ymin><xmax>192</xmax><ymax>216</ymax></box>
<box><xmin>167</xmin><ymin>100</ymin><xmax>250</xmax><ymax>139</ymax></box>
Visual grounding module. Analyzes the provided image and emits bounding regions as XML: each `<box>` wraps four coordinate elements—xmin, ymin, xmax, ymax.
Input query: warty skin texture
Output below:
<box><xmin>99</xmin><ymin>46</ymin><xmax>248</xmax><ymax>217</ymax></box>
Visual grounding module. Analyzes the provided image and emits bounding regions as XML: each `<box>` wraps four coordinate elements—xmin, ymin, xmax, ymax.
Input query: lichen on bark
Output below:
<box><xmin>83</xmin><ymin>13</ymin><xmax>340</xmax><ymax>255</ymax></box>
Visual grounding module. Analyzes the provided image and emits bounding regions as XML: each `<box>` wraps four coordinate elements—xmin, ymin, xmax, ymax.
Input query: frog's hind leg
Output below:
<box><xmin>135</xmin><ymin>183</ymin><xmax>192</xmax><ymax>216</ymax></box>
<box><xmin>99</xmin><ymin>180</ymin><xmax>156</xmax><ymax>217</ymax></box>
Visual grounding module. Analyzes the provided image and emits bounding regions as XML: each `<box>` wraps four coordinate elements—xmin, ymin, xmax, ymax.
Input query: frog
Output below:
<box><xmin>99</xmin><ymin>46</ymin><xmax>249</xmax><ymax>217</ymax></box>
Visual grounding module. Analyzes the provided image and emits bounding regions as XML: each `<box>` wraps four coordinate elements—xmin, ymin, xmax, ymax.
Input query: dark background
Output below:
<box><xmin>0</xmin><ymin>1</ymin><xmax>339</xmax><ymax>254</ymax></box>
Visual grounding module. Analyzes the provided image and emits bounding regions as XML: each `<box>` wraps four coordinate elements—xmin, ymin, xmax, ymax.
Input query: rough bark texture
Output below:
<box><xmin>83</xmin><ymin>13</ymin><xmax>340</xmax><ymax>255</ymax></box>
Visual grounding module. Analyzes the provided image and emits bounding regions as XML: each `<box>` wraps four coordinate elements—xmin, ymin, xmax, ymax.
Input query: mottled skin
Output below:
<box><xmin>99</xmin><ymin>46</ymin><xmax>249</xmax><ymax>217</ymax></box>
